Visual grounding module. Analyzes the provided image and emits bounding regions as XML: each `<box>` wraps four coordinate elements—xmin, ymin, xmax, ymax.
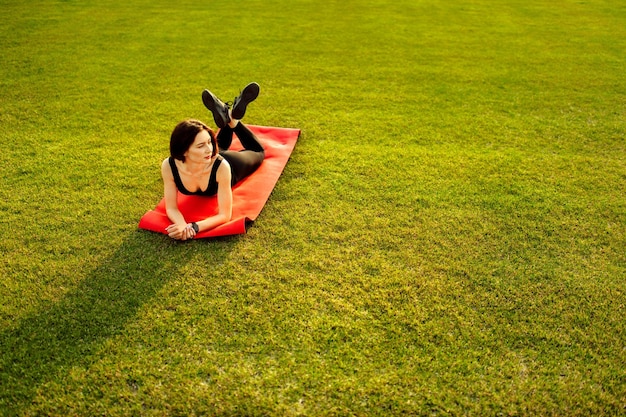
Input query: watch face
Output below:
<box><xmin>192</xmin><ymin>223</ymin><xmax>199</xmax><ymax>233</ymax></box>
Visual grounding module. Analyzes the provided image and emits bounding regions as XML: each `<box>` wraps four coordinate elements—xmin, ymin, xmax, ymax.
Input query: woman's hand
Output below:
<box><xmin>165</xmin><ymin>223</ymin><xmax>197</xmax><ymax>240</ymax></box>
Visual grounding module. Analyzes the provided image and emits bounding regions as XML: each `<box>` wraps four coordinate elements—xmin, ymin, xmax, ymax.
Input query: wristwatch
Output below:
<box><xmin>191</xmin><ymin>222</ymin><xmax>199</xmax><ymax>233</ymax></box>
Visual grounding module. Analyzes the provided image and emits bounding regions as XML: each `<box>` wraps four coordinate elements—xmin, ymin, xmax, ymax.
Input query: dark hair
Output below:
<box><xmin>170</xmin><ymin>119</ymin><xmax>218</xmax><ymax>162</ymax></box>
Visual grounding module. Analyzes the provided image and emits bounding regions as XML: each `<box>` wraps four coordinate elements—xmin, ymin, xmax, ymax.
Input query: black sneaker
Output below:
<box><xmin>202</xmin><ymin>89</ymin><xmax>230</xmax><ymax>128</ymax></box>
<box><xmin>231</xmin><ymin>82</ymin><xmax>260</xmax><ymax>120</ymax></box>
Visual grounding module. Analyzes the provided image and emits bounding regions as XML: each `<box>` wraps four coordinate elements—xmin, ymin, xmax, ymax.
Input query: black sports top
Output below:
<box><xmin>168</xmin><ymin>155</ymin><xmax>223</xmax><ymax>196</ymax></box>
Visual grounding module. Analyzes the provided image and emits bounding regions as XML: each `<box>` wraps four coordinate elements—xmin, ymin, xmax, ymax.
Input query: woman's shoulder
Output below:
<box><xmin>216</xmin><ymin>154</ymin><xmax>227</xmax><ymax>165</ymax></box>
<box><xmin>161</xmin><ymin>157</ymin><xmax>174</xmax><ymax>176</ymax></box>
<box><xmin>216</xmin><ymin>156</ymin><xmax>231</xmax><ymax>181</ymax></box>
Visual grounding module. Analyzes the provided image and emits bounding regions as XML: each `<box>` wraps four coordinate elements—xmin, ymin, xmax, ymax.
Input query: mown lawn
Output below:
<box><xmin>1</xmin><ymin>0</ymin><xmax>624</xmax><ymax>415</ymax></box>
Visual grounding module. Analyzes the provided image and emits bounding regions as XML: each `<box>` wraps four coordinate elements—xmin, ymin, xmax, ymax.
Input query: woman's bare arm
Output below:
<box><xmin>195</xmin><ymin>160</ymin><xmax>233</xmax><ymax>233</ymax></box>
<box><xmin>161</xmin><ymin>158</ymin><xmax>194</xmax><ymax>240</ymax></box>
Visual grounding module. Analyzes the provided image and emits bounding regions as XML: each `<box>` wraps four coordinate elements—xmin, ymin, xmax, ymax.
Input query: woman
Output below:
<box><xmin>161</xmin><ymin>82</ymin><xmax>264</xmax><ymax>240</ymax></box>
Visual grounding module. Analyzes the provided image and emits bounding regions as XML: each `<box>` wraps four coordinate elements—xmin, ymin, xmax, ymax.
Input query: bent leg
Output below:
<box><xmin>216</xmin><ymin>125</ymin><xmax>234</xmax><ymax>150</ymax></box>
<box><xmin>218</xmin><ymin>121</ymin><xmax>265</xmax><ymax>184</ymax></box>
<box><xmin>217</xmin><ymin>122</ymin><xmax>264</xmax><ymax>154</ymax></box>
<box><xmin>233</xmin><ymin>122</ymin><xmax>264</xmax><ymax>153</ymax></box>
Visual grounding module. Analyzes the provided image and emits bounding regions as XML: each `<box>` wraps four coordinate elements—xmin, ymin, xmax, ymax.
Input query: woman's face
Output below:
<box><xmin>184</xmin><ymin>129</ymin><xmax>214</xmax><ymax>163</ymax></box>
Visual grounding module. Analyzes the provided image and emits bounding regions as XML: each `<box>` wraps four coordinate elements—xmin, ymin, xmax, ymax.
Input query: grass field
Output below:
<box><xmin>1</xmin><ymin>0</ymin><xmax>625</xmax><ymax>415</ymax></box>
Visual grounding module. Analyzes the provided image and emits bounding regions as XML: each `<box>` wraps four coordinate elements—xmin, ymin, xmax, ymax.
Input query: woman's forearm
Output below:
<box><xmin>196</xmin><ymin>213</ymin><xmax>231</xmax><ymax>232</ymax></box>
<box><xmin>166</xmin><ymin>207</ymin><xmax>187</xmax><ymax>226</ymax></box>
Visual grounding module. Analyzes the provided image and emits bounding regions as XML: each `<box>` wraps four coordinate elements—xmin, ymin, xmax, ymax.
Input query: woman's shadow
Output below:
<box><xmin>0</xmin><ymin>230</ymin><xmax>235</xmax><ymax>414</ymax></box>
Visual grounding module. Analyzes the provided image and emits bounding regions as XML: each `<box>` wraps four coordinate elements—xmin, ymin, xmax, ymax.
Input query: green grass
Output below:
<box><xmin>1</xmin><ymin>0</ymin><xmax>625</xmax><ymax>415</ymax></box>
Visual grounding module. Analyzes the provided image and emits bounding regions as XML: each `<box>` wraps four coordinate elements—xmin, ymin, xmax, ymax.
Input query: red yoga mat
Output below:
<box><xmin>138</xmin><ymin>125</ymin><xmax>301</xmax><ymax>238</ymax></box>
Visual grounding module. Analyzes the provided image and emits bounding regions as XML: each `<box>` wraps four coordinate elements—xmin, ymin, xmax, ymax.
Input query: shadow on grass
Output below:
<box><xmin>0</xmin><ymin>230</ymin><xmax>236</xmax><ymax>415</ymax></box>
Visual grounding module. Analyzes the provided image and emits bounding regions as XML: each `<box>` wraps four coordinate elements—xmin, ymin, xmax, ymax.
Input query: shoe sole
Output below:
<box><xmin>202</xmin><ymin>90</ymin><xmax>229</xmax><ymax>128</ymax></box>
<box><xmin>231</xmin><ymin>82</ymin><xmax>260</xmax><ymax>120</ymax></box>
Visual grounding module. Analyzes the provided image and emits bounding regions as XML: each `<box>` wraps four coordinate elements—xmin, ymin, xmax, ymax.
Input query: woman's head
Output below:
<box><xmin>170</xmin><ymin>119</ymin><xmax>218</xmax><ymax>162</ymax></box>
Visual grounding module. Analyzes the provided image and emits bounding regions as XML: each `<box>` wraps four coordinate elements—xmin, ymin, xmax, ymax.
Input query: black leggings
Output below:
<box><xmin>217</xmin><ymin>122</ymin><xmax>265</xmax><ymax>186</ymax></box>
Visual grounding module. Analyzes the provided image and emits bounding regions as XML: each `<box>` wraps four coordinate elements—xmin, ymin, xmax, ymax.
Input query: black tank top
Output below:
<box><xmin>168</xmin><ymin>156</ymin><xmax>223</xmax><ymax>196</ymax></box>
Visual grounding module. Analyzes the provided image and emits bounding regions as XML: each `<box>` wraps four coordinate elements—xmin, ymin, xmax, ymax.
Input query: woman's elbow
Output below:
<box><xmin>214</xmin><ymin>210</ymin><xmax>231</xmax><ymax>226</ymax></box>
